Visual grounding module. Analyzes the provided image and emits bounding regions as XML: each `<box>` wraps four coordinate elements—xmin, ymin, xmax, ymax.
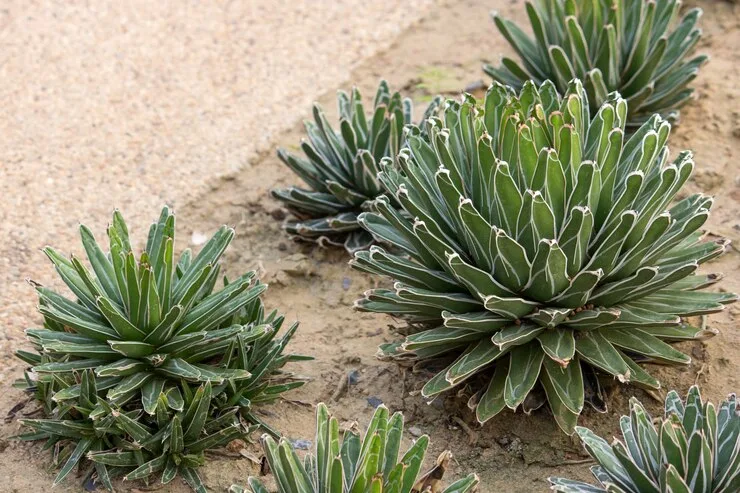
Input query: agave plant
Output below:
<box><xmin>550</xmin><ymin>386</ymin><xmax>740</xmax><ymax>493</ymax></box>
<box><xmin>272</xmin><ymin>80</ymin><xmax>442</xmax><ymax>253</ymax></box>
<box><xmin>485</xmin><ymin>0</ymin><xmax>707</xmax><ymax>128</ymax></box>
<box><xmin>19</xmin><ymin>206</ymin><xmax>265</xmax><ymax>411</ymax></box>
<box><xmin>230</xmin><ymin>403</ymin><xmax>479</xmax><ymax>493</ymax></box>
<box><xmin>351</xmin><ymin>80</ymin><xmax>736</xmax><ymax>433</ymax></box>
<box><xmin>15</xmin><ymin>206</ymin><xmax>306</xmax><ymax>490</ymax></box>
<box><xmin>87</xmin><ymin>381</ymin><xmax>250</xmax><ymax>493</ymax></box>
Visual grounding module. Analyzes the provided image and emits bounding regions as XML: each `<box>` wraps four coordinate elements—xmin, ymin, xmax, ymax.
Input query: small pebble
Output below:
<box><xmin>408</xmin><ymin>426</ymin><xmax>423</xmax><ymax>437</ymax></box>
<box><xmin>290</xmin><ymin>439</ymin><xmax>312</xmax><ymax>450</ymax></box>
<box><xmin>348</xmin><ymin>369</ymin><xmax>361</xmax><ymax>385</ymax></box>
<box><xmin>367</xmin><ymin>396</ymin><xmax>383</xmax><ymax>408</ymax></box>
<box><xmin>342</xmin><ymin>277</ymin><xmax>351</xmax><ymax>290</ymax></box>
<box><xmin>464</xmin><ymin>80</ymin><xmax>486</xmax><ymax>92</ymax></box>
<box><xmin>83</xmin><ymin>476</ymin><xmax>97</xmax><ymax>491</ymax></box>
<box><xmin>191</xmin><ymin>231</ymin><xmax>208</xmax><ymax>246</ymax></box>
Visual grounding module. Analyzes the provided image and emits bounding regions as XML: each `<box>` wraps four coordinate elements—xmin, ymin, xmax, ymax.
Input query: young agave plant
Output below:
<box><xmin>352</xmin><ymin>80</ymin><xmax>736</xmax><ymax>433</ymax></box>
<box><xmin>15</xmin><ymin>206</ymin><xmax>305</xmax><ymax>490</ymax></box>
<box><xmin>230</xmin><ymin>403</ymin><xmax>479</xmax><ymax>493</ymax></box>
<box><xmin>19</xmin><ymin>206</ymin><xmax>264</xmax><ymax>411</ymax></box>
<box><xmin>272</xmin><ymin>80</ymin><xmax>442</xmax><ymax>253</ymax></box>
<box><xmin>550</xmin><ymin>386</ymin><xmax>740</xmax><ymax>493</ymax></box>
<box><xmin>485</xmin><ymin>0</ymin><xmax>707</xmax><ymax>128</ymax></box>
<box><xmin>20</xmin><ymin>375</ymin><xmax>248</xmax><ymax>492</ymax></box>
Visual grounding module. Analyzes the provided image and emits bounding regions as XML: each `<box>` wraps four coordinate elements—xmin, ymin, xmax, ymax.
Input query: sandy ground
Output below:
<box><xmin>1</xmin><ymin>0</ymin><xmax>739</xmax><ymax>492</ymax></box>
<box><xmin>0</xmin><ymin>0</ymin><xmax>435</xmax><ymax>351</ymax></box>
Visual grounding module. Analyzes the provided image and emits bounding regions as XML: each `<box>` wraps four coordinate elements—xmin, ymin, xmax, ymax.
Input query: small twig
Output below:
<box><xmin>5</xmin><ymin>398</ymin><xmax>32</xmax><ymax>423</ymax></box>
<box><xmin>695</xmin><ymin>362</ymin><xmax>708</xmax><ymax>385</ymax></box>
<box><xmin>205</xmin><ymin>449</ymin><xmax>242</xmax><ymax>458</ymax></box>
<box><xmin>284</xmin><ymin>399</ymin><xmax>313</xmax><ymax>408</ymax></box>
<box><xmin>554</xmin><ymin>458</ymin><xmax>596</xmax><ymax>466</ymax></box>
<box><xmin>331</xmin><ymin>372</ymin><xmax>350</xmax><ymax>401</ymax></box>
<box><xmin>451</xmin><ymin>416</ymin><xmax>478</xmax><ymax>446</ymax></box>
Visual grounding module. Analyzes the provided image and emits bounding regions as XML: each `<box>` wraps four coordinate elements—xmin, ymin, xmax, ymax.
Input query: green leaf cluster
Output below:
<box><xmin>550</xmin><ymin>385</ymin><xmax>740</xmax><ymax>493</ymax></box>
<box><xmin>485</xmin><ymin>0</ymin><xmax>707</xmax><ymax>128</ymax></box>
<box><xmin>15</xmin><ymin>206</ymin><xmax>308</xmax><ymax>491</ymax></box>
<box><xmin>231</xmin><ymin>403</ymin><xmax>479</xmax><ymax>493</ymax></box>
<box><xmin>272</xmin><ymin>80</ymin><xmax>442</xmax><ymax>253</ymax></box>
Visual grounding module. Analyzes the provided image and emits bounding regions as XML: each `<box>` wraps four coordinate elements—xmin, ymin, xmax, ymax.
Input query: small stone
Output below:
<box><xmin>342</xmin><ymin>277</ymin><xmax>351</xmax><ymax>290</ymax></box>
<box><xmin>191</xmin><ymin>231</ymin><xmax>208</xmax><ymax>246</ymax></box>
<box><xmin>227</xmin><ymin>439</ymin><xmax>246</xmax><ymax>453</ymax></box>
<box><xmin>279</xmin><ymin>253</ymin><xmax>312</xmax><ymax>276</ymax></box>
<box><xmin>83</xmin><ymin>476</ymin><xmax>97</xmax><ymax>491</ymax></box>
<box><xmin>348</xmin><ymin>370</ymin><xmax>361</xmax><ymax>385</ymax></box>
<box><xmin>464</xmin><ymin>80</ymin><xmax>487</xmax><ymax>93</ymax></box>
<box><xmin>692</xmin><ymin>345</ymin><xmax>706</xmax><ymax>360</ymax></box>
<box><xmin>367</xmin><ymin>396</ymin><xmax>383</xmax><ymax>408</ymax></box>
<box><xmin>506</xmin><ymin>437</ymin><xmax>524</xmax><ymax>457</ymax></box>
<box><xmin>408</xmin><ymin>426</ymin><xmax>423</xmax><ymax>437</ymax></box>
<box><xmin>290</xmin><ymin>439</ymin><xmax>312</xmax><ymax>450</ymax></box>
<box><xmin>271</xmin><ymin>208</ymin><xmax>287</xmax><ymax>221</ymax></box>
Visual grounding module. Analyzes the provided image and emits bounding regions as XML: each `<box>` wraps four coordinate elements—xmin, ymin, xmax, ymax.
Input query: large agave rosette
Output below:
<box><xmin>352</xmin><ymin>80</ymin><xmax>736</xmax><ymax>433</ymax></box>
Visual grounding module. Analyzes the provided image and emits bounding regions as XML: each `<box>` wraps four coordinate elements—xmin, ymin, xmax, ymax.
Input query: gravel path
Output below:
<box><xmin>0</xmin><ymin>0</ymin><xmax>435</xmax><ymax>357</ymax></box>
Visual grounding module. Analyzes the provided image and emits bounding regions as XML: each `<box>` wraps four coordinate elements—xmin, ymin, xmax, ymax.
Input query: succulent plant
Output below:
<box><xmin>272</xmin><ymin>80</ymin><xmax>442</xmax><ymax>253</ymax></box>
<box><xmin>484</xmin><ymin>0</ymin><xmax>707</xmax><ymax>128</ymax></box>
<box><xmin>230</xmin><ymin>402</ymin><xmax>479</xmax><ymax>493</ymax></box>
<box><xmin>15</xmin><ymin>206</ymin><xmax>306</xmax><ymax>490</ymax></box>
<box><xmin>351</xmin><ymin>80</ymin><xmax>736</xmax><ymax>434</ymax></box>
<box><xmin>550</xmin><ymin>385</ymin><xmax>740</xmax><ymax>493</ymax></box>
<box><xmin>86</xmin><ymin>381</ymin><xmax>250</xmax><ymax>493</ymax></box>
<box><xmin>19</xmin><ymin>206</ymin><xmax>266</xmax><ymax>410</ymax></box>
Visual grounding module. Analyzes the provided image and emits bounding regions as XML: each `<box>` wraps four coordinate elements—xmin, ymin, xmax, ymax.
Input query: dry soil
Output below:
<box><xmin>0</xmin><ymin>0</ymin><xmax>738</xmax><ymax>492</ymax></box>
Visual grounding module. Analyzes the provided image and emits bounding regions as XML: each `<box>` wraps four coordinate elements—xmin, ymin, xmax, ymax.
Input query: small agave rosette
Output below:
<box><xmin>549</xmin><ymin>385</ymin><xmax>740</xmax><ymax>492</ymax></box>
<box><xmin>231</xmin><ymin>403</ymin><xmax>480</xmax><ymax>493</ymax></box>
<box><xmin>485</xmin><ymin>0</ymin><xmax>707</xmax><ymax>128</ymax></box>
<box><xmin>272</xmin><ymin>80</ymin><xmax>442</xmax><ymax>253</ymax></box>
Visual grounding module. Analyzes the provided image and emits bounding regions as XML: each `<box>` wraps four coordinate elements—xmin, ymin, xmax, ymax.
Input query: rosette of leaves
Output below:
<box><xmin>17</xmin><ymin>370</ymin><xmax>125</xmax><ymax>489</ymax></box>
<box><xmin>19</xmin><ymin>206</ymin><xmax>264</xmax><ymax>410</ymax></box>
<box><xmin>230</xmin><ymin>403</ymin><xmax>480</xmax><ymax>493</ymax></box>
<box><xmin>14</xmin><ymin>206</ymin><xmax>306</xmax><ymax>490</ymax></box>
<box><xmin>351</xmin><ymin>79</ymin><xmax>736</xmax><ymax>433</ymax></box>
<box><xmin>550</xmin><ymin>385</ymin><xmax>740</xmax><ymax>493</ymax></box>
<box><xmin>484</xmin><ymin>0</ymin><xmax>707</xmax><ymax>128</ymax></box>
<box><xmin>272</xmin><ymin>80</ymin><xmax>442</xmax><ymax>253</ymax></box>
